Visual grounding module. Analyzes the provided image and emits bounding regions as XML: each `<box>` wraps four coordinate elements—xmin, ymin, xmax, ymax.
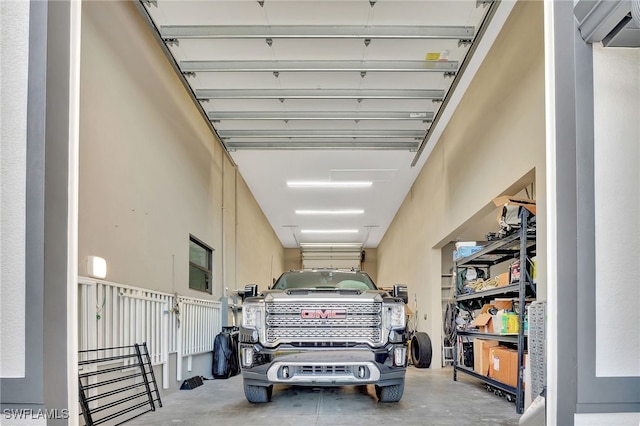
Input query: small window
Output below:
<box><xmin>189</xmin><ymin>236</ymin><xmax>213</xmax><ymax>294</ymax></box>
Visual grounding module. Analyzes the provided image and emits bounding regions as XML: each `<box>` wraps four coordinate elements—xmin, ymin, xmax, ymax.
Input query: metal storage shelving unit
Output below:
<box><xmin>452</xmin><ymin>208</ymin><xmax>536</xmax><ymax>414</ymax></box>
<box><xmin>441</xmin><ymin>272</ymin><xmax>455</xmax><ymax>366</ymax></box>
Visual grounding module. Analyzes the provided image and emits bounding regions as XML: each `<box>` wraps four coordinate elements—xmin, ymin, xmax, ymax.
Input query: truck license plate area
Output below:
<box><xmin>298</xmin><ymin>365</ymin><xmax>351</xmax><ymax>375</ymax></box>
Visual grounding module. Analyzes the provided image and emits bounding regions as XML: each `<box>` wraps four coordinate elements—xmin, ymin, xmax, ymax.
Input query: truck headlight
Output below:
<box><xmin>242</xmin><ymin>303</ymin><xmax>262</xmax><ymax>329</ymax></box>
<box><xmin>386</xmin><ymin>304</ymin><xmax>405</xmax><ymax>329</ymax></box>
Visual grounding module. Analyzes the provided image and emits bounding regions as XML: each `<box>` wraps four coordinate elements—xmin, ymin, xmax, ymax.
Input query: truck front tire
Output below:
<box><xmin>243</xmin><ymin>380</ymin><xmax>273</xmax><ymax>403</ymax></box>
<box><xmin>375</xmin><ymin>379</ymin><xmax>405</xmax><ymax>402</ymax></box>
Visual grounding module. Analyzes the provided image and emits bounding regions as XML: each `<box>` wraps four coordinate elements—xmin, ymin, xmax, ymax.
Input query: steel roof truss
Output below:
<box><xmin>207</xmin><ymin>111</ymin><xmax>435</xmax><ymax>121</ymax></box>
<box><xmin>180</xmin><ymin>60</ymin><xmax>458</xmax><ymax>73</ymax></box>
<box><xmin>225</xmin><ymin>141</ymin><xmax>421</xmax><ymax>150</ymax></box>
<box><xmin>218</xmin><ymin>130</ymin><xmax>425</xmax><ymax>139</ymax></box>
<box><xmin>196</xmin><ymin>89</ymin><xmax>445</xmax><ymax>100</ymax></box>
<box><xmin>159</xmin><ymin>25</ymin><xmax>475</xmax><ymax>40</ymax></box>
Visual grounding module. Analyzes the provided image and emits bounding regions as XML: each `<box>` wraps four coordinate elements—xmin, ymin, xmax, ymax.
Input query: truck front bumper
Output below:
<box><xmin>239</xmin><ymin>344</ymin><xmax>407</xmax><ymax>388</ymax></box>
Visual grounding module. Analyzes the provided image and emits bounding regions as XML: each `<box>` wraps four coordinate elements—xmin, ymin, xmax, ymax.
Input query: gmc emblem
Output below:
<box><xmin>300</xmin><ymin>309</ymin><xmax>347</xmax><ymax>319</ymax></box>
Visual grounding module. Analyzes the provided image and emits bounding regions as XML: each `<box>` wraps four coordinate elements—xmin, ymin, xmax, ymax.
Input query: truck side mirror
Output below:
<box><xmin>393</xmin><ymin>284</ymin><xmax>408</xmax><ymax>304</ymax></box>
<box><xmin>244</xmin><ymin>284</ymin><xmax>258</xmax><ymax>299</ymax></box>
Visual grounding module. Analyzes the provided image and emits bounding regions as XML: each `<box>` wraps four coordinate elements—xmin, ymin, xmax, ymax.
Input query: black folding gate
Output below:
<box><xmin>78</xmin><ymin>343</ymin><xmax>162</xmax><ymax>425</ymax></box>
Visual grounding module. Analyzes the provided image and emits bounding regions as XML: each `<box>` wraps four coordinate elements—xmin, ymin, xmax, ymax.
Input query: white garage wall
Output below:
<box><xmin>78</xmin><ymin>1</ymin><xmax>284</xmax><ymax>302</ymax></box>
<box><xmin>377</xmin><ymin>1</ymin><xmax>547</xmax><ymax>369</ymax></box>
<box><xmin>0</xmin><ymin>0</ymin><xmax>29</xmax><ymax>379</ymax></box>
<box><xmin>593</xmin><ymin>44</ymin><xmax>640</xmax><ymax>378</ymax></box>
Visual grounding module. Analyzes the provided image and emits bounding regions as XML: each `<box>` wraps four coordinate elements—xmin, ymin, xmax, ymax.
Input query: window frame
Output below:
<box><xmin>188</xmin><ymin>234</ymin><xmax>213</xmax><ymax>294</ymax></box>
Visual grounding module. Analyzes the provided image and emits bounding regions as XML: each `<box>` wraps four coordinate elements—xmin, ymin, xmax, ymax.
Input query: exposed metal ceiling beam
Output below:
<box><xmin>225</xmin><ymin>141</ymin><xmax>421</xmax><ymax>150</ymax></box>
<box><xmin>207</xmin><ymin>111</ymin><xmax>435</xmax><ymax>121</ymax></box>
<box><xmin>411</xmin><ymin>0</ymin><xmax>499</xmax><ymax>166</ymax></box>
<box><xmin>159</xmin><ymin>25</ymin><xmax>475</xmax><ymax>40</ymax></box>
<box><xmin>196</xmin><ymin>89</ymin><xmax>445</xmax><ymax>100</ymax></box>
<box><xmin>218</xmin><ymin>130</ymin><xmax>425</xmax><ymax>138</ymax></box>
<box><xmin>180</xmin><ymin>60</ymin><xmax>458</xmax><ymax>73</ymax></box>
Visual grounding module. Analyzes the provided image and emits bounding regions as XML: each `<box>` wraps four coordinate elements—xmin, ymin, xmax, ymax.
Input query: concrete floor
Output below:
<box><xmin>129</xmin><ymin>367</ymin><xmax>522</xmax><ymax>426</ymax></box>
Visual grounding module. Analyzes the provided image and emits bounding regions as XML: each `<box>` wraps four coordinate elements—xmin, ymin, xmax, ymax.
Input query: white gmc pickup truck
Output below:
<box><xmin>238</xmin><ymin>269</ymin><xmax>410</xmax><ymax>403</ymax></box>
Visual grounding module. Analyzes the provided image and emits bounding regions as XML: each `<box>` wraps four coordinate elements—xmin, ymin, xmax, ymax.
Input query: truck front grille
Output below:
<box><xmin>265</xmin><ymin>302</ymin><xmax>382</xmax><ymax>345</ymax></box>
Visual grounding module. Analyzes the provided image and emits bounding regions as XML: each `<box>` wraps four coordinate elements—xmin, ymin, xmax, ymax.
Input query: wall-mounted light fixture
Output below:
<box><xmin>86</xmin><ymin>256</ymin><xmax>107</xmax><ymax>279</ymax></box>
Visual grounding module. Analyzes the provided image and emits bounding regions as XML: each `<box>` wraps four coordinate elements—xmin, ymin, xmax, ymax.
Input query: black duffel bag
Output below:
<box><xmin>212</xmin><ymin>327</ymin><xmax>239</xmax><ymax>379</ymax></box>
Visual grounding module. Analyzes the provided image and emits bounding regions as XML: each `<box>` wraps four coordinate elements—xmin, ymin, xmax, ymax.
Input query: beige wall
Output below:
<box><xmin>78</xmin><ymin>1</ymin><xmax>284</xmax><ymax>299</ymax></box>
<box><xmin>283</xmin><ymin>248</ymin><xmax>302</xmax><ymax>272</ymax></box>
<box><xmin>236</xmin><ymin>171</ymin><xmax>286</xmax><ymax>290</ymax></box>
<box><xmin>377</xmin><ymin>0</ymin><xmax>546</xmax><ymax>368</ymax></box>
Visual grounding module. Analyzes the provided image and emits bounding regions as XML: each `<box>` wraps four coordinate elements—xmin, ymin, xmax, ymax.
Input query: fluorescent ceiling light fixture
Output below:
<box><xmin>300</xmin><ymin>243</ymin><xmax>363</xmax><ymax>248</ymax></box>
<box><xmin>287</xmin><ymin>181</ymin><xmax>372</xmax><ymax>188</ymax></box>
<box><xmin>295</xmin><ymin>209</ymin><xmax>364</xmax><ymax>215</ymax></box>
<box><xmin>300</xmin><ymin>229</ymin><xmax>359</xmax><ymax>234</ymax></box>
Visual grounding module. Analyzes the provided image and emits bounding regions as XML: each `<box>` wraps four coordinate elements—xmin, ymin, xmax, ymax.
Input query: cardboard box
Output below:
<box><xmin>491</xmin><ymin>299</ymin><xmax>513</xmax><ymax>311</ymax></box>
<box><xmin>479</xmin><ymin>303</ymin><xmax>494</xmax><ymax>314</ymax></box>
<box><xmin>472</xmin><ymin>313</ymin><xmax>494</xmax><ymax>333</ymax></box>
<box><xmin>506</xmin><ymin>349</ymin><xmax>519</xmax><ymax>387</ymax></box>
<box><xmin>488</xmin><ymin>346</ymin><xmax>507</xmax><ymax>382</ymax></box>
<box><xmin>489</xmin><ymin>347</ymin><xmax>518</xmax><ymax>387</ymax></box>
<box><xmin>473</xmin><ymin>339</ymin><xmax>499</xmax><ymax>375</ymax></box>
<box><xmin>492</xmin><ymin>195</ymin><xmax>537</xmax><ymax>216</ymax></box>
<box><xmin>496</xmin><ymin>272</ymin><xmax>510</xmax><ymax>287</ymax></box>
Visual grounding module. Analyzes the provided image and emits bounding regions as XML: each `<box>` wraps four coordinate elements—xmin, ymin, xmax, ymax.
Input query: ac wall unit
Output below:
<box><xmin>574</xmin><ymin>0</ymin><xmax>640</xmax><ymax>47</ymax></box>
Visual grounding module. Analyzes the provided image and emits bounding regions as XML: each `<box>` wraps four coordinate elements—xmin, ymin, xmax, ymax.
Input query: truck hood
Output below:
<box><xmin>261</xmin><ymin>289</ymin><xmax>386</xmax><ymax>304</ymax></box>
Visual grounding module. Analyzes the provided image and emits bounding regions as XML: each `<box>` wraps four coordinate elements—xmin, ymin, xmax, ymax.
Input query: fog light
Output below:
<box><xmin>358</xmin><ymin>366</ymin><xmax>366</xmax><ymax>378</ymax></box>
<box><xmin>394</xmin><ymin>347</ymin><xmax>406</xmax><ymax>366</ymax></box>
<box><xmin>242</xmin><ymin>347</ymin><xmax>254</xmax><ymax>367</ymax></box>
<box><xmin>282</xmin><ymin>366</ymin><xmax>290</xmax><ymax>379</ymax></box>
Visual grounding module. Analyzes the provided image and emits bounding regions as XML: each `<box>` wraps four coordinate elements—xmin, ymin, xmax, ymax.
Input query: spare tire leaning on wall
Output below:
<box><xmin>411</xmin><ymin>331</ymin><xmax>433</xmax><ymax>368</ymax></box>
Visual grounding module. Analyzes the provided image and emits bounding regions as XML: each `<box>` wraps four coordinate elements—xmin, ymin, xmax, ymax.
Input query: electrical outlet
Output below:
<box><xmin>424</xmin><ymin>314</ymin><xmax>428</xmax><ymax>320</ymax></box>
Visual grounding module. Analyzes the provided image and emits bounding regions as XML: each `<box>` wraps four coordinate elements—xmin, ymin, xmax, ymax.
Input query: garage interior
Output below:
<box><xmin>1</xmin><ymin>1</ymin><xmax>639</xmax><ymax>426</ymax></box>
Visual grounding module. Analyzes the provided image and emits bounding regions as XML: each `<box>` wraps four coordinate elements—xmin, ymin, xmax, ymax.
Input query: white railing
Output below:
<box><xmin>78</xmin><ymin>277</ymin><xmax>222</xmax><ymax>388</ymax></box>
<box><xmin>175</xmin><ymin>296</ymin><xmax>223</xmax><ymax>381</ymax></box>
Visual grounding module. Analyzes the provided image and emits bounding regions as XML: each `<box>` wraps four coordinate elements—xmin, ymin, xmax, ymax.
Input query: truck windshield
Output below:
<box><xmin>272</xmin><ymin>271</ymin><xmax>377</xmax><ymax>291</ymax></box>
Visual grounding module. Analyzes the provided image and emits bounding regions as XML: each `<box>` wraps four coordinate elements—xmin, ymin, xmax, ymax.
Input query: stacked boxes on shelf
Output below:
<box><xmin>473</xmin><ymin>339</ymin><xmax>499</xmax><ymax>376</ymax></box>
<box><xmin>471</xmin><ymin>301</ymin><xmax>519</xmax><ymax>335</ymax></box>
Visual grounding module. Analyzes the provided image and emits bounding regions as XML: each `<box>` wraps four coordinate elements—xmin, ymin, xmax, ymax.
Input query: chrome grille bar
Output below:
<box><xmin>266</xmin><ymin>315</ymin><xmax>380</xmax><ymax>327</ymax></box>
<box><xmin>266</xmin><ymin>302</ymin><xmax>381</xmax><ymax>314</ymax></box>
<box><xmin>267</xmin><ymin>328</ymin><xmax>381</xmax><ymax>342</ymax></box>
